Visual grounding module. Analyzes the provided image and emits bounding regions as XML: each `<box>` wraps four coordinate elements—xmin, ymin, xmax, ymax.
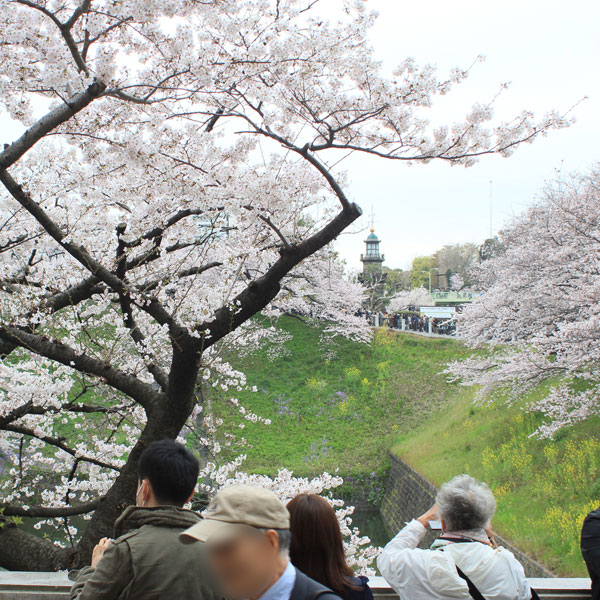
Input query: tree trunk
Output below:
<box><xmin>0</xmin><ymin>389</ymin><xmax>199</xmax><ymax>571</ymax></box>
<box><xmin>0</xmin><ymin>520</ymin><xmax>74</xmax><ymax>571</ymax></box>
<box><xmin>75</xmin><ymin>350</ymin><xmax>199</xmax><ymax>566</ymax></box>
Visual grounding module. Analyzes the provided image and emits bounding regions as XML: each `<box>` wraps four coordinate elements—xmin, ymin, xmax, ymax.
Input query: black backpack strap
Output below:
<box><xmin>456</xmin><ymin>566</ymin><xmax>487</xmax><ymax>600</ymax></box>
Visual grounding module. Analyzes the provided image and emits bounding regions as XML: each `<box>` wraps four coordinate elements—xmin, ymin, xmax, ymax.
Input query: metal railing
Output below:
<box><xmin>0</xmin><ymin>572</ymin><xmax>591</xmax><ymax>600</ymax></box>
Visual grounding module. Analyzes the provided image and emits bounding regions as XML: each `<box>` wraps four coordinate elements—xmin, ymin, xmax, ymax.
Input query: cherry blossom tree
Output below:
<box><xmin>449</xmin><ymin>273</ymin><xmax>465</xmax><ymax>291</ymax></box>
<box><xmin>0</xmin><ymin>0</ymin><xmax>570</xmax><ymax>571</ymax></box>
<box><xmin>218</xmin><ymin>468</ymin><xmax>380</xmax><ymax>575</ymax></box>
<box><xmin>448</xmin><ymin>165</ymin><xmax>600</xmax><ymax>438</ymax></box>
<box><xmin>388</xmin><ymin>287</ymin><xmax>432</xmax><ymax>312</ymax></box>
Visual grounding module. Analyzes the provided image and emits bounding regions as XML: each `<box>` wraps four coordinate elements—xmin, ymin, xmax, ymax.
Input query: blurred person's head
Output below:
<box><xmin>436</xmin><ymin>474</ymin><xmax>496</xmax><ymax>533</ymax></box>
<box><xmin>287</xmin><ymin>494</ymin><xmax>356</xmax><ymax>599</ymax></box>
<box><xmin>181</xmin><ymin>485</ymin><xmax>290</xmax><ymax>600</ymax></box>
<box><xmin>136</xmin><ymin>439</ymin><xmax>199</xmax><ymax>508</ymax></box>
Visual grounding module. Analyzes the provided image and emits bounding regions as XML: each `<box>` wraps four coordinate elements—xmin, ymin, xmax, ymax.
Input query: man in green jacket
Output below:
<box><xmin>70</xmin><ymin>440</ymin><xmax>220</xmax><ymax>600</ymax></box>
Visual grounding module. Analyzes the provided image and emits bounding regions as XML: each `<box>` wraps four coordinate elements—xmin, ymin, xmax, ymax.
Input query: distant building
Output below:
<box><xmin>360</xmin><ymin>228</ymin><xmax>385</xmax><ymax>279</ymax></box>
<box><xmin>359</xmin><ymin>228</ymin><xmax>387</xmax><ymax>310</ymax></box>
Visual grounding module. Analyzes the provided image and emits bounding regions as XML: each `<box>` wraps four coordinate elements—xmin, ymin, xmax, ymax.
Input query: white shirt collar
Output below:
<box><xmin>258</xmin><ymin>559</ymin><xmax>297</xmax><ymax>600</ymax></box>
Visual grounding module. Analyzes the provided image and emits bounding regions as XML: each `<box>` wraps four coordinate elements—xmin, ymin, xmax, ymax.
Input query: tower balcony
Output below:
<box><xmin>361</xmin><ymin>253</ymin><xmax>385</xmax><ymax>262</ymax></box>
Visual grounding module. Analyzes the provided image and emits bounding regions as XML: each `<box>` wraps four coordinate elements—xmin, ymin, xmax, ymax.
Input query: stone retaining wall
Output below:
<box><xmin>381</xmin><ymin>453</ymin><xmax>553</xmax><ymax>577</ymax></box>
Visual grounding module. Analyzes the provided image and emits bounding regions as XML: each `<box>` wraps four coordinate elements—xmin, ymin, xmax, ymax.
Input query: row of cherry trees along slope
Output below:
<box><xmin>0</xmin><ymin>0</ymin><xmax>569</xmax><ymax>572</ymax></box>
<box><xmin>449</xmin><ymin>165</ymin><xmax>600</xmax><ymax>438</ymax></box>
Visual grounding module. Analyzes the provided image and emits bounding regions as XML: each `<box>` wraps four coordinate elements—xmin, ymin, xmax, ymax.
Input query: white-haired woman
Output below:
<box><xmin>378</xmin><ymin>474</ymin><xmax>531</xmax><ymax>600</ymax></box>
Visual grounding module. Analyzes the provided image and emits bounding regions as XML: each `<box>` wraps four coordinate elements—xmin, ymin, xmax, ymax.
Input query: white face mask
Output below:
<box><xmin>136</xmin><ymin>481</ymin><xmax>146</xmax><ymax>507</ymax></box>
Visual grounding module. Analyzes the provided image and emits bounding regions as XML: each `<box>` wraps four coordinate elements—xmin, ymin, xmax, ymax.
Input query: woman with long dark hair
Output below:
<box><xmin>287</xmin><ymin>494</ymin><xmax>374</xmax><ymax>600</ymax></box>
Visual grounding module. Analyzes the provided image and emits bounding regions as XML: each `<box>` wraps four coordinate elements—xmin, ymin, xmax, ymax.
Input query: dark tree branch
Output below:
<box><xmin>115</xmin><ymin>224</ymin><xmax>169</xmax><ymax>392</ymax></box>
<box><xmin>43</xmin><ymin>276</ymin><xmax>106</xmax><ymax>313</ymax></box>
<box><xmin>258</xmin><ymin>214</ymin><xmax>291</xmax><ymax>249</ymax></box>
<box><xmin>0</xmin><ymin>518</ymin><xmax>74</xmax><ymax>571</ymax></box>
<box><xmin>0</xmin><ymin>275</ymin><xmax>106</xmax><ymax>361</ymax></box>
<box><xmin>121</xmin><ymin>208</ymin><xmax>211</xmax><ymax>249</ymax></box>
<box><xmin>0</xmin><ymin>232</ymin><xmax>43</xmax><ymax>254</ymax></box>
<box><xmin>0</xmin><ymin>390</ymin><xmax>128</xmax><ymax>428</ymax></box>
<box><xmin>15</xmin><ymin>0</ymin><xmax>91</xmax><ymax>74</ymax></box>
<box><xmin>205</xmin><ymin>107</ymin><xmax>225</xmax><ymax>132</ymax></box>
<box><xmin>140</xmin><ymin>261</ymin><xmax>223</xmax><ymax>292</ymax></box>
<box><xmin>0</xmin><ymin>400</ymin><xmax>38</xmax><ymax>428</ymax></box>
<box><xmin>229</xmin><ymin>115</ymin><xmax>353</xmax><ymax>211</ymax></box>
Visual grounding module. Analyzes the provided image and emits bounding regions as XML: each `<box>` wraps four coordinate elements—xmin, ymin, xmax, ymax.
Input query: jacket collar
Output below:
<box><xmin>431</xmin><ymin>528</ymin><xmax>490</xmax><ymax>549</ymax></box>
<box><xmin>114</xmin><ymin>505</ymin><xmax>201</xmax><ymax>537</ymax></box>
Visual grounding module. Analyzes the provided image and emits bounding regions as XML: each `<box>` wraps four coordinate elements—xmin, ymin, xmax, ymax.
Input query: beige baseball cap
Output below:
<box><xmin>181</xmin><ymin>484</ymin><xmax>290</xmax><ymax>544</ymax></box>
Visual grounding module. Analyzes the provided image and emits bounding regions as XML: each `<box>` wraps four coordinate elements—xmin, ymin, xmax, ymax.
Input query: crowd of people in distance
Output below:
<box><xmin>355</xmin><ymin>309</ymin><xmax>456</xmax><ymax>336</ymax></box>
<box><xmin>69</xmin><ymin>439</ymin><xmax>600</xmax><ymax>600</ymax></box>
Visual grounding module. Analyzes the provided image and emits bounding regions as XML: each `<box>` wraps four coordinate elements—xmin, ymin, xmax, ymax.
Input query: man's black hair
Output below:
<box><xmin>138</xmin><ymin>439</ymin><xmax>200</xmax><ymax>506</ymax></box>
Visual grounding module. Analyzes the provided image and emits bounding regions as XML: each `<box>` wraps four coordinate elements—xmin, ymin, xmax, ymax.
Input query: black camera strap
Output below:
<box><xmin>455</xmin><ymin>566</ymin><xmax>486</xmax><ymax>600</ymax></box>
<box><xmin>455</xmin><ymin>564</ymin><xmax>541</xmax><ymax>600</ymax></box>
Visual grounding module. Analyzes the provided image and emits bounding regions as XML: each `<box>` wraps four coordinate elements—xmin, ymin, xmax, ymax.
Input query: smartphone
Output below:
<box><xmin>429</xmin><ymin>520</ymin><xmax>442</xmax><ymax>530</ymax></box>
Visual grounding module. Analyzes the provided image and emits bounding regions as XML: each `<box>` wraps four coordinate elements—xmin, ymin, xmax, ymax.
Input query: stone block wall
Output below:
<box><xmin>380</xmin><ymin>453</ymin><xmax>553</xmax><ymax>577</ymax></box>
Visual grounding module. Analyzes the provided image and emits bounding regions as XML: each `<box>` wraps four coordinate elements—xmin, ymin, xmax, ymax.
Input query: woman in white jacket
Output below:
<box><xmin>377</xmin><ymin>474</ymin><xmax>531</xmax><ymax>600</ymax></box>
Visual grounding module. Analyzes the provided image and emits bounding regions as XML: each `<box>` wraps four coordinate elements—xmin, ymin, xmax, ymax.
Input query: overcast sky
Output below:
<box><xmin>333</xmin><ymin>0</ymin><xmax>600</xmax><ymax>271</ymax></box>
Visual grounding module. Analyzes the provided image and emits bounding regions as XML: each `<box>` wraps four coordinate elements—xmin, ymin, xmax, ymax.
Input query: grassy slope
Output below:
<box><xmin>393</xmin><ymin>387</ymin><xmax>600</xmax><ymax>576</ymax></box>
<box><xmin>211</xmin><ymin>316</ymin><xmax>472</xmax><ymax>478</ymax></box>
<box><xmin>211</xmin><ymin>316</ymin><xmax>598</xmax><ymax>575</ymax></box>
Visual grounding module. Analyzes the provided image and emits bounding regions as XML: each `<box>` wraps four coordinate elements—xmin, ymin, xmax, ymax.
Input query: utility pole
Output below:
<box><xmin>428</xmin><ymin>267</ymin><xmax>439</xmax><ymax>294</ymax></box>
<box><xmin>489</xmin><ymin>180</ymin><xmax>493</xmax><ymax>238</ymax></box>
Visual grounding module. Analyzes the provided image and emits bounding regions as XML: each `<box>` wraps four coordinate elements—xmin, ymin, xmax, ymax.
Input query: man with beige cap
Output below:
<box><xmin>181</xmin><ymin>484</ymin><xmax>341</xmax><ymax>600</ymax></box>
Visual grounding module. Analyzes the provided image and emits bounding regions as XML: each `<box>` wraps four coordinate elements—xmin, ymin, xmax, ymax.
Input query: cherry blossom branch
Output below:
<box><xmin>230</xmin><ymin>114</ymin><xmax>353</xmax><ymax>211</ymax></box>
<box><xmin>198</xmin><ymin>202</ymin><xmax>362</xmax><ymax>348</ymax></box>
<box><xmin>0</xmin><ymin>500</ymin><xmax>101</xmax><ymax>518</ymax></box>
<box><xmin>4</xmin><ymin>424</ymin><xmax>120</xmax><ymax>471</ymax></box>
<box><xmin>13</xmin><ymin>0</ymin><xmax>90</xmax><ymax>74</ymax></box>
<box><xmin>121</xmin><ymin>208</ymin><xmax>216</xmax><ymax>249</ymax></box>
<box><xmin>0</xmin><ymin>398</ymin><xmax>115</xmax><ymax>428</ymax></box>
<box><xmin>0</xmin><ymin>232</ymin><xmax>44</xmax><ymax>254</ymax></box>
<box><xmin>125</xmin><ymin>229</ymin><xmax>220</xmax><ymax>271</ymax></box>
<box><xmin>0</xmin><ymin>78</ymin><xmax>105</xmax><ymax>170</ymax></box>
<box><xmin>82</xmin><ymin>16</ymin><xmax>135</xmax><ymax>58</ymax></box>
<box><xmin>104</xmin><ymin>70</ymin><xmax>194</xmax><ymax>105</ymax></box>
<box><xmin>0</xmin><ymin>170</ymin><xmax>188</xmax><ymax>340</ymax></box>
<box><xmin>0</xmin><ymin>275</ymin><xmax>106</xmax><ymax>360</ymax></box>
<box><xmin>42</xmin><ymin>276</ymin><xmax>106</xmax><ymax>314</ymax></box>
<box><xmin>140</xmin><ymin>261</ymin><xmax>223</xmax><ymax>292</ymax></box>
<box><xmin>0</xmin><ymin>325</ymin><xmax>161</xmax><ymax>411</ymax></box>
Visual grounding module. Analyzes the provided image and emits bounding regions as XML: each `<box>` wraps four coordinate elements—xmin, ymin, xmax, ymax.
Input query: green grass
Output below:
<box><xmin>393</xmin><ymin>386</ymin><xmax>600</xmax><ymax>576</ymax></box>
<box><xmin>212</xmin><ymin>316</ymin><xmax>600</xmax><ymax>575</ymax></box>
<box><xmin>210</xmin><ymin>316</ymin><xmax>472</xmax><ymax>479</ymax></box>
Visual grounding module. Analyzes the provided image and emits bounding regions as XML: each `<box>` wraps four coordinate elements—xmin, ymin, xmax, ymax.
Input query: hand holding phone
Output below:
<box><xmin>417</xmin><ymin>503</ymin><xmax>439</xmax><ymax>529</ymax></box>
